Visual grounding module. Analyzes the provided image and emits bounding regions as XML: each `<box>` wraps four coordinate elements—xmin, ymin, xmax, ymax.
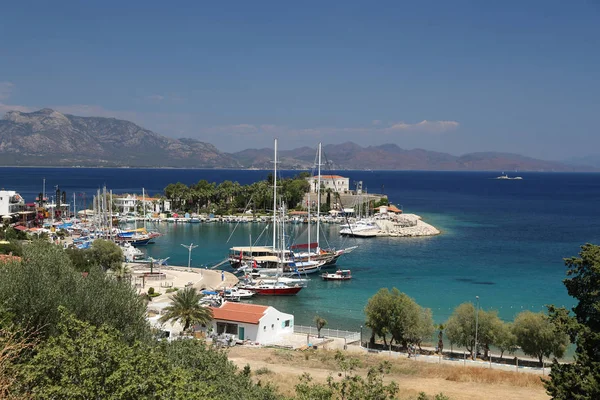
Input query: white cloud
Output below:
<box><xmin>388</xmin><ymin>120</ymin><xmax>459</xmax><ymax>134</ymax></box>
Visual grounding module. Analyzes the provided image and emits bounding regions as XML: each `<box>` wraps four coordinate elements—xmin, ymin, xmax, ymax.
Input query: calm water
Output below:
<box><xmin>2</xmin><ymin>167</ymin><xmax>599</xmax><ymax>331</ymax></box>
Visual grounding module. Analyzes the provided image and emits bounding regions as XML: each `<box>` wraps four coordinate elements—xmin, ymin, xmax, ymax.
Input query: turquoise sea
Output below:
<box><xmin>2</xmin><ymin>167</ymin><xmax>599</xmax><ymax>331</ymax></box>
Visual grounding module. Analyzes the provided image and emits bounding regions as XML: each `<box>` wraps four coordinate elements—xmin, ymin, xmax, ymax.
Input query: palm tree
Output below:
<box><xmin>109</xmin><ymin>263</ymin><xmax>132</xmax><ymax>282</ymax></box>
<box><xmin>314</xmin><ymin>315</ymin><xmax>327</xmax><ymax>338</ymax></box>
<box><xmin>159</xmin><ymin>287</ymin><xmax>213</xmax><ymax>333</ymax></box>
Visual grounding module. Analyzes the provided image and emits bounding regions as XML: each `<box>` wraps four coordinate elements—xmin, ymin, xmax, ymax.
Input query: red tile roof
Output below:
<box><xmin>210</xmin><ymin>302</ymin><xmax>269</xmax><ymax>325</ymax></box>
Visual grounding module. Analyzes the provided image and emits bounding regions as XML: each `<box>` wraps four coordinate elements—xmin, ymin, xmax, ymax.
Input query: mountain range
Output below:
<box><xmin>0</xmin><ymin>109</ymin><xmax>593</xmax><ymax>171</ymax></box>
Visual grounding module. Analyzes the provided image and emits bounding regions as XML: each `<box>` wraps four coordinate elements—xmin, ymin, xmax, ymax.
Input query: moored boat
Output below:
<box><xmin>321</xmin><ymin>269</ymin><xmax>352</xmax><ymax>281</ymax></box>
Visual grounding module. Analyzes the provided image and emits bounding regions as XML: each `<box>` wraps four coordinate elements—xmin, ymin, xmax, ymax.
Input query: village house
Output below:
<box><xmin>205</xmin><ymin>302</ymin><xmax>294</xmax><ymax>344</ymax></box>
<box><xmin>306</xmin><ymin>175</ymin><xmax>350</xmax><ymax>193</ymax></box>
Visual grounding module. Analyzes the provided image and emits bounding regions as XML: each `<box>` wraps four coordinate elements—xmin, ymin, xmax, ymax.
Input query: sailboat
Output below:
<box><xmin>290</xmin><ymin>142</ymin><xmax>357</xmax><ymax>265</ymax></box>
<box><xmin>237</xmin><ymin>139</ymin><xmax>303</xmax><ymax>296</ymax></box>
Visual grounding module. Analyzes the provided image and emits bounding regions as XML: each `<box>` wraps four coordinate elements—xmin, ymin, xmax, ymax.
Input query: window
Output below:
<box><xmin>271</xmin><ymin>324</ymin><xmax>274</xmax><ymax>330</ymax></box>
<box><xmin>284</xmin><ymin>320</ymin><xmax>290</xmax><ymax>327</ymax></box>
<box><xmin>216</xmin><ymin>322</ymin><xmax>238</xmax><ymax>335</ymax></box>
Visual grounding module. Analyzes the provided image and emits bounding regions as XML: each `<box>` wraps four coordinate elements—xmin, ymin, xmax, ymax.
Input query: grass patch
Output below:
<box><xmin>255</xmin><ymin>367</ymin><xmax>273</xmax><ymax>375</ymax></box>
<box><xmin>148</xmin><ymin>292</ymin><xmax>162</xmax><ymax>298</ymax></box>
<box><xmin>165</xmin><ymin>287</ymin><xmax>179</xmax><ymax>293</ymax></box>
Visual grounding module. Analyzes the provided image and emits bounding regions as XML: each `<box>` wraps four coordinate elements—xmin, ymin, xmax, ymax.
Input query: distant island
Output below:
<box><xmin>0</xmin><ymin>108</ymin><xmax>594</xmax><ymax>171</ymax></box>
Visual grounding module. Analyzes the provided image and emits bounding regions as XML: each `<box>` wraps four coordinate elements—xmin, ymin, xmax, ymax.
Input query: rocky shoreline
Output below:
<box><xmin>351</xmin><ymin>214</ymin><xmax>440</xmax><ymax>238</ymax></box>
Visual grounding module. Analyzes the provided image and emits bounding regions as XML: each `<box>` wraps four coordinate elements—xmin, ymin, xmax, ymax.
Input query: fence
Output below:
<box><xmin>294</xmin><ymin>325</ymin><xmax>361</xmax><ymax>343</ymax></box>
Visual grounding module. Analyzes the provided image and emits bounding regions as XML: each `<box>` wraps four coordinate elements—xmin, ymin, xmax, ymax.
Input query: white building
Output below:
<box><xmin>0</xmin><ymin>190</ymin><xmax>25</xmax><ymax>218</ymax></box>
<box><xmin>207</xmin><ymin>302</ymin><xmax>294</xmax><ymax>344</ymax></box>
<box><xmin>306</xmin><ymin>175</ymin><xmax>350</xmax><ymax>193</ymax></box>
<box><xmin>113</xmin><ymin>194</ymin><xmax>170</xmax><ymax>214</ymax></box>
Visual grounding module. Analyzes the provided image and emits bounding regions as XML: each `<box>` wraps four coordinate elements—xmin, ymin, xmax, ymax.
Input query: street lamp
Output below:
<box><xmin>360</xmin><ymin>325</ymin><xmax>363</xmax><ymax>348</ymax></box>
<box><xmin>474</xmin><ymin>295</ymin><xmax>480</xmax><ymax>361</ymax></box>
<box><xmin>181</xmin><ymin>243</ymin><xmax>198</xmax><ymax>272</ymax></box>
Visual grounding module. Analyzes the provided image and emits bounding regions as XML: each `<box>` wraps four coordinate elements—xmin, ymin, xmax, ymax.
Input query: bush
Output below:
<box><xmin>166</xmin><ymin>287</ymin><xmax>179</xmax><ymax>293</ymax></box>
<box><xmin>148</xmin><ymin>287</ymin><xmax>155</xmax><ymax>295</ymax></box>
<box><xmin>149</xmin><ymin>292</ymin><xmax>161</xmax><ymax>298</ymax></box>
<box><xmin>0</xmin><ymin>240</ymin><xmax>150</xmax><ymax>343</ymax></box>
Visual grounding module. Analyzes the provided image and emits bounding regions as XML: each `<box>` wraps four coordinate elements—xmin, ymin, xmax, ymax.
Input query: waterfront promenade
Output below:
<box><xmin>126</xmin><ymin>263</ymin><xmax>238</xmax><ymax>299</ymax></box>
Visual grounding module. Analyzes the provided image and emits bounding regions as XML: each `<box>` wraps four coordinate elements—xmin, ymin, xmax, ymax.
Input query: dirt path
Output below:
<box><xmin>228</xmin><ymin>348</ymin><xmax>549</xmax><ymax>400</ymax></box>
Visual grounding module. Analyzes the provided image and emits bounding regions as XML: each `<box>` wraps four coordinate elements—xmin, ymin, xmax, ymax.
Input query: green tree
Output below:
<box><xmin>0</xmin><ymin>241</ymin><xmax>149</xmax><ymax>343</ymax></box>
<box><xmin>364</xmin><ymin>288</ymin><xmax>394</xmax><ymax>346</ymax></box>
<box><xmin>545</xmin><ymin>243</ymin><xmax>600</xmax><ymax>399</ymax></box>
<box><xmin>19</xmin><ymin>308</ymin><xmax>178</xmax><ymax>399</ymax></box>
<box><xmin>16</xmin><ymin>309</ymin><xmax>279</xmax><ymax>400</ymax></box>
<box><xmin>444</xmin><ymin>302</ymin><xmax>502</xmax><ymax>360</ymax></box>
<box><xmin>512</xmin><ymin>311</ymin><xmax>568</xmax><ymax>366</ymax></box>
<box><xmin>314</xmin><ymin>315</ymin><xmax>327</xmax><ymax>338</ymax></box>
<box><xmin>388</xmin><ymin>292</ymin><xmax>434</xmax><ymax>349</ymax></box>
<box><xmin>364</xmin><ymin>288</ymin><xmax>433</xmax><ymax>349</ymax></box>
<box><xmin>159</xmin><ymin>287</ymin><xmax>213</xmax><ymax>333</ymax></box>
<box><xmin>90</xmin><ymin>239</ymin><xmax>123</xmax><ymax>272</ymax></box>
<box><xmin>494</xmin><ymin>322</ymin><xmax>518</xmax><ymax>359</ymax></box>
<box><xmin>65</xmin><ymin>247</ymin><xmax>96</xmax><ymax>272</ymax></box>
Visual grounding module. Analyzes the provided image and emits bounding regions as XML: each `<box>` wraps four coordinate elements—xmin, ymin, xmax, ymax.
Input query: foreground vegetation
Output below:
<box><xmin>1</xmin><ymin>236</ymin><xmax>598</xmax><ymax>398</ymax></box>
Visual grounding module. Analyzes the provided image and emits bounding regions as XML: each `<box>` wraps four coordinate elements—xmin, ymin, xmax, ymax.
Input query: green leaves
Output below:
<box><xmin>512</xmin><ymin>311</ymin><xmax>568</xmax><ymax>365</ymax></box>
<box><xmin>364</xmin><ymin>288</ymin><xmax>434</xmax><ymax>348</ymax></box>
<box><xmin>159</xmin><ymin>287</ymin><xmax>213</xmax><ymax>333</ymax></box>
<box><xmin>545</xmin><ymin>243</ymin><xmax>600</xmax><ymax>399</ymax></box>
<box><xmin>0</xmin><ymin>240</ymin><xmax>149</xmax><ymax>343</ymax></box>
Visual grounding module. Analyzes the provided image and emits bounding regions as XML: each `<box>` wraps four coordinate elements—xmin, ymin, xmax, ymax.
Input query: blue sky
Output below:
<box><xmin>0</xmin><ymin>0</ymin><xmax>598</xmax><ymax>159</ymax></box>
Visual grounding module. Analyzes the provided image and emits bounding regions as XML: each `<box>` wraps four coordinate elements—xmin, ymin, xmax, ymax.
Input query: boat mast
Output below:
<box><xmin>316</xmin><ymin>142</ymin><xmax>322</xmax><ymax>252</ymax></box>
<box><xmin>272</xmin><ymin>138</ymin><xmax>278</xmax><ymax>251</ymax></box>
<box><xmin>143</xmin><ymin>187</ymin><xmax>146</xmax><ymax>230</ymax></box>
<box><xmin>109</xmin><ymin>190</ymin><xmax>113</xmax><ymax>241</ymax></box>
<box><xmin>307</xmin><ymin>192</ymin><xmax>311</xmax><ymax>262</ymax></box>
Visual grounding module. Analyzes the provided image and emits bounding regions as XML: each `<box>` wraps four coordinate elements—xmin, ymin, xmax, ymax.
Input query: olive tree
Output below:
<box><xmin>444</xmin><ymin>302</ymin><xmax>502</xmax><ymax>360</ymax></box>
<box><xmin>364</xmin><ymin>288</ymin><xmax>434</xmax><ymax>349</ymax></box>
<box><xmin>495</xmin><ymin>322</ymin><xmax>518</xmax><ymax>359</ymax></box>
<box><xmin>512</xmin><ymin>310</ymin><xmax>568</xmax><ymax>366</ymax></box>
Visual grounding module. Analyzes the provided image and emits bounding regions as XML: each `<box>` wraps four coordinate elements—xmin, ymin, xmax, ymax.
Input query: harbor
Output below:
<box><xmin>0</xmin><ymin>167</ymin><xmax>589</xmax><ymax>332</ymax></box>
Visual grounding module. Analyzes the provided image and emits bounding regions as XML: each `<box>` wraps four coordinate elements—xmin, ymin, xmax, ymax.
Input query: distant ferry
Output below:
<box><xmin>496</xmin><ymin>172</ymin><xmax>523</xmax><ymax>180</ymax></box>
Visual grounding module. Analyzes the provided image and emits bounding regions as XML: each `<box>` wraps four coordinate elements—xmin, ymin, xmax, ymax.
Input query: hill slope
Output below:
<box><xmin>0</xmin><ymin>109</ymin><xmax>240</xmax><ymax>167</ymax></box>
<box><xmin>0</xmin><ymin>108</ymin><xmax>590</xmax><ymax>171</ymax></box>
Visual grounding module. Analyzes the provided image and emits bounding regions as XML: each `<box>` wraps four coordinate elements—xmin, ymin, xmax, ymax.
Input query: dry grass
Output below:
<box><xmin>1</xmin><ymin>328</ymin><xmax>36</xmax><ymax>400</ymax></box>
<box><xmin>230</xmin><ymin>347</ymin><xmax>547</xmax><ymax>399</ymax></box>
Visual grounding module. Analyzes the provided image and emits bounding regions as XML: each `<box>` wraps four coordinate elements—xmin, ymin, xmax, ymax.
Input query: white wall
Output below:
<box><xmin>0</xmin><ymin>190</ymin><xmax>24</xmax><ymax>217</ymax></box>
<box><xmin>204</xmin><ymin>307</ymin><xmax>294</xmax><ymax>345</ymax></box>
<box><xmin>255</xmin><ymin>307</ymin><xmax>294</xmax><ymax>344</ymax></box>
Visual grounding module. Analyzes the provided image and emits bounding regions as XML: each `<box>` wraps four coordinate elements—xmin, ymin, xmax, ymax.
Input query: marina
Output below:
<box><xmin>0</xmin><ymin>167</ymin><xmax>597</xmax><ymax>330</ymax></box>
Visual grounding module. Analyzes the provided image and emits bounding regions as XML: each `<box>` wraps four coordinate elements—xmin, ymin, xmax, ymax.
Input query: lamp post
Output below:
<box><xmin>360</xmin><ymin>325</ymin><xmax>363</xmax><ymax>348</ymax></box>
<box><xmin>181</xmin><ymin>243</ymin><xmax>198</xmax><ymax>272</ymax></box>
<box><xmin>474</xmin><ymin>295</ymin><xmax>480</xmax><ymax>361</ymax></box>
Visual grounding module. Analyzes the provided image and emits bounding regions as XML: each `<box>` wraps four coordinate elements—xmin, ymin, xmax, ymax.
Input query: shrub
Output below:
<box><xmin>147</xmin><ymin>287</ymin><xmax>155</xmax><ymax>295</ymax></box>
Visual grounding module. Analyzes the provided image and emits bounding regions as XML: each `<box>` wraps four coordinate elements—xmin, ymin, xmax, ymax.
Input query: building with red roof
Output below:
<box><xmin>205</xmin><ymin>301</ymin><xmax>294</xmax><ymax>344</ymax></box>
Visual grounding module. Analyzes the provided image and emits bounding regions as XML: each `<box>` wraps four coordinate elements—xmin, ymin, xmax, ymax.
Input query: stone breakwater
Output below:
<box><xmin>353</xmin><ymin>214</ymin><xmax>440</xmax><ymax>238</ymax></box>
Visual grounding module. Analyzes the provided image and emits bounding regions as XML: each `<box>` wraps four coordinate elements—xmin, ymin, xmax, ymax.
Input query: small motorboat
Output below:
<box><xmin>321</xmin><ymin>269</ymin><xmax>352</xmax><ymax>281</ymax></box>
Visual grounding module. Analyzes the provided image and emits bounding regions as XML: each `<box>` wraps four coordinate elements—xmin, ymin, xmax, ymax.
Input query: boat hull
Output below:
<box><xmin>251</xmin><ymin>286</ymin><xmax>303</xmax><ymax>295</ymax></box>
